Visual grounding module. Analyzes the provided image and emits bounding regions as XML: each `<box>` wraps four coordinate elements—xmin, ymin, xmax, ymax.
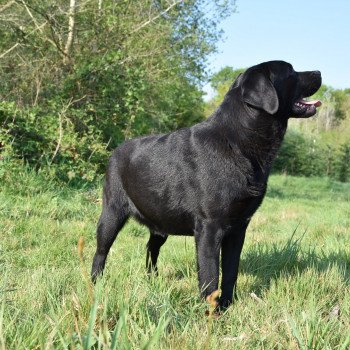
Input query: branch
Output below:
<box><xmin>15</xmin><ymin>0</ymin><xmax>66</xmax><ymax>57</ymax></box>
<box><xmin>63</xmin><ymin>0</ymin><xmax>76</xmax><ymax>64</ymax></box>
<box><xmin>0</xmin><ymin>0</ymin><xmax>15</xmax><ymax>13</ymax></box>
<box><xmin>18</xmin><ymin>0</ymin><xmax>64</xmax><ymax>56</ymax></box>
<box><xmin>51</xmin><ymin>99</ymin><xmax>74</xmax><ymax>163</ymax></box>
<box><xmin>51</xmin><ymin>113</ymin><xmax>63</xmax><ymax>163</ymax></box>
<box><xmin>50</xmin><ymin>95</ymin><xmax>87</xmax><ymax>163</ymax></box>
<box><xmin>19</xmin><ymin>0</ymin><xmax>41</xmax><ymax>31</ymax></box>
<box><xmin>0</xmin><ymin>43</ymin><xmax>20</xmax><ymax>59</ymax></box>
<box><xmin>131</xmin><ymin>0</ymin><xmax>183</xmax><ymax>34</ymax></box>
<box><xmin>0</xmin><ymin>21</ymin><xmax>47</xmax><ymax>59</ymax></box>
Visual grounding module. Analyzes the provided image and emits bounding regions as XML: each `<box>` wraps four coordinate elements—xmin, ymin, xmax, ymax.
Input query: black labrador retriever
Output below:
<box><xmin>91</xmin><ymin>60</ymin><xmax>322</xmax><ymax>308</ymax></box>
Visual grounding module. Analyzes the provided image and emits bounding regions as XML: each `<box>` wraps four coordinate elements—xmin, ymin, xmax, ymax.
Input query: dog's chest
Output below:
<box><xmin>228</xmin><ymin>192</ymin><xmax>265</xmax><ymax>220</ymax></box>
<box><xmin>201</xmin><ymin>176</ymin><xmax>266</xmax><ymax>221</ymax></box>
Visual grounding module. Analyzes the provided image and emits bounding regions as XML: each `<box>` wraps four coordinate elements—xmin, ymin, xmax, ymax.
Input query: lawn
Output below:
<box><xmin>1</xmin><ymin>170</ymin><xmax>350</xmax><ymax>349</ymax></box>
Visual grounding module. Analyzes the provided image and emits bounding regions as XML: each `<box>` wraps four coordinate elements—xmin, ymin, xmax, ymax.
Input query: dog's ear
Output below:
<box><xmin>241</xmin><ymin>70</ymin><xmax>279</xmax><ymax>114</ymax></box>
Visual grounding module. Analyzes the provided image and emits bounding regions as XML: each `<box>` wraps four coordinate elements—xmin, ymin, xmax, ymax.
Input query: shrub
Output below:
<box><xmin>0</xmin><ymin>101</ymin><xmax>109</xmax><ymax>184</ymax></box>
<box><xmin>273</xmin><ymin>130</ymin><xmax>350</xmax><ymax>182</ymax></box>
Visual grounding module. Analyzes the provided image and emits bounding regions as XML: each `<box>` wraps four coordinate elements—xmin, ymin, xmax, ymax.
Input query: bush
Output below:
<box><xmin>273</xmin><ymin>130</ymin><xmax>350</xmax><ymax>182</ymax></box>
<box><xmin>2</xmin><ymin>104</ymin><xmax>349</xmax><ymax>185</ymax></box>
<box><xmin>0</xmin><ymin>101</ymin><xmax>109</xmax><ymax>184</ymax></box>
<box><xmin>332</xmin><ymin>143</ymin><xmax>350</xmax><ymax>182</ymax></box>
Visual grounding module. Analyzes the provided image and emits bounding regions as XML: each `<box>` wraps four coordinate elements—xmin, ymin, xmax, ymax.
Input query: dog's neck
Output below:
<box><xmin>208</xmin><ymin>89</ymin><xmax>288</xmax><ymax>174</ymax></box>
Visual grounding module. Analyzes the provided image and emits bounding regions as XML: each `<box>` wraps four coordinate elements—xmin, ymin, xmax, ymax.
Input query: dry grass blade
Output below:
<box><xmin>328</xmin><ymin>305</ymin><xmax>340</xmax><ymax>320</ymax></box>
<box><xmin>78</xmin><ymin>236</ymin><xmax>94</xmax><ymax>304</ymax></box>
<box><xmin>205</xmin><ymin>290</ymin><xmax>220</xmax><ymax>350</ymax></box>
<box><xmin>250</xmin><ymin>292</ymin><xmax>265</xmax><ymax>304</ymax></box>
<box><xmin>221</xmin><ymin>333</ymin><xmax>246</xmax><ymax>342</ymax></box>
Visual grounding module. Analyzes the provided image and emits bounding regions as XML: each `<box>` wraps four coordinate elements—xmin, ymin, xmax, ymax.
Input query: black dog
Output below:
<box><xmin>91</xmin><ymin>61</ymin><xmax>321</xmax><ymax>308</ymax></box>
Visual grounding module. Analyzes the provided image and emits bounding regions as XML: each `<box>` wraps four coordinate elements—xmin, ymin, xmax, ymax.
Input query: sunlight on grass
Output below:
<box><xmin>1</xmin><ymin>172</ymin><xmax>349</xmax><ymax>349</ymax></box>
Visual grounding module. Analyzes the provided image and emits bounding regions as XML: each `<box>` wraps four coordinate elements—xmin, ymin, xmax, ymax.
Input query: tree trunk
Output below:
<box><xmin>63</xmin><ymin>0</ymin><xmax>76</xmax><ymax>65</ymax></box>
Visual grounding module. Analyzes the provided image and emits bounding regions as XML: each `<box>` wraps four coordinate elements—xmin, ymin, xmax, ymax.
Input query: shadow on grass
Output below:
<box><xmin>265</xmin><ymin>186</ymin><xmax>285</xmax><ymax>199</ymax></box>
<box><xmin>161</xmin><ymin>229</ymin><xmax>350</xmax><ymax>298</ymax></box>
<box><xmin>240</xmin><ymin>232</ymin><xmax>350</xmax><ymax>295</ymax></box>
<box><xmin>266</xmin><ymin>179</ymin><xmax>350</xmax><ymax>202</ymax></box>
<box><xmin>265</xmin><ymin>185</ymin><xmax>327</xmax><ymax>201</ymax></box>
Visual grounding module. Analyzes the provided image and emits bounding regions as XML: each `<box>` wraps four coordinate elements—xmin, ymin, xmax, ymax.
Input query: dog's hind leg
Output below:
<box><xmin>91</xmin><ymin>173</ymin><xmax>129</xmax><ymax>283</ymax></box>
<box><xmin>91</xmin><ymin>201</ymin><xmax>128</xmax><ymax>283</ymax></box>
<box><xmin>146</xmin><ymin>231</ymin><xmax>168</xmax><ymax>274</ymax></box>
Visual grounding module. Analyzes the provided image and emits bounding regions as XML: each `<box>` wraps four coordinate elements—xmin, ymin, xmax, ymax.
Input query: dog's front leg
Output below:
<box><xmin>219</xmin><ymin>221</ymin><xmax>248</xmax><ymax>308</ymax></box>
<box><xmin>194</xmin><ymin>221</ymin><xmax>222</xmax><ymax>303</ymax></box>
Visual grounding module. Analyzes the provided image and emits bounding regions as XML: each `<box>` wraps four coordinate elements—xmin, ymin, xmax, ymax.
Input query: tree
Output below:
<box><xmin>210</xmin><ymin>66</ymin><xmax>245</xmax><ymax>90</ymax></box>
<box><xmin>205</xmin><ymin>66</ymin><xmax>245</xmax><ymax>116</ymax></box>
<box><xmin>305</xmin><ymin>85</ymin><xmax>350</xmax><ymax>131</ymax></box>
<box><xmin>0</xmin><ymin>0</ymin><xmax>237</xmax><ymax>182</ymax></box>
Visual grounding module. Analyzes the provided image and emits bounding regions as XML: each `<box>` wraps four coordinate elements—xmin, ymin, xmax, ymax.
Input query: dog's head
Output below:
<box><xmin>240</xmin><ymin>60</ymin><xmax>322</xmax><ymax>118</ymax></box>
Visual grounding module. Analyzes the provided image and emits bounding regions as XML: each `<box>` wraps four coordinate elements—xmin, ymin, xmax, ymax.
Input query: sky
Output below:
<box><xmin>204</xmin><ymin>0</ymin><xmax>350</xmax><ymax>98</ymax></box>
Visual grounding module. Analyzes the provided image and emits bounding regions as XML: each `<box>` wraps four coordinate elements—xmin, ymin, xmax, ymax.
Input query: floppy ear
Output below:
<box><xmin>241</xmin><ymin>70</ymin><xmax>279</xmax><ymax>114</ymax></box>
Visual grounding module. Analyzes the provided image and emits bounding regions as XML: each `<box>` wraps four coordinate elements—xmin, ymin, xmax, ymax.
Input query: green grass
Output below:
<box><xmin>1</xmin><ymin>168</ymin><xmax>350</xmax><ymax>349</ymax></box>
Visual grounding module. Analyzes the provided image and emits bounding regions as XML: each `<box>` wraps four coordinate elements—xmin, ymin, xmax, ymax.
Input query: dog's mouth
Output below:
<box><xmin>292</xmin><ymin>98</ymin><xmax>322</xmax><ymax>118</ymax></box>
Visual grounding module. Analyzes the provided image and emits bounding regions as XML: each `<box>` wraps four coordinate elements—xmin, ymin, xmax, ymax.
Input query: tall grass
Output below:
<box><xmin>1</xmin><ymin>168</ymin><xmax>350</xmax><ymax>349</ymax></box>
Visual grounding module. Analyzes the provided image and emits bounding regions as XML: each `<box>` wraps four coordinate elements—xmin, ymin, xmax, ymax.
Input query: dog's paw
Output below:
<box><xmin>205</xmin><ymin>290</ymin><xmax>221</xmax><ymax>317</ymax></box>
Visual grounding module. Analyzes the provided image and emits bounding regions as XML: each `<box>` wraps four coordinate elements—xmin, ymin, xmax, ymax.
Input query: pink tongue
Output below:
<box><xmin>303</xmin><ymin>99</ymin><xmax>322</xmax><ymax>107</ymax></box>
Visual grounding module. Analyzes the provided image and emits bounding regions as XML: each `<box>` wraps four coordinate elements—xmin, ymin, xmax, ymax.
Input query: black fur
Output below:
<box><xmin>91</xmin><ymin>60</ymin><xmax>322</xmax><ymax>308</ymax></box>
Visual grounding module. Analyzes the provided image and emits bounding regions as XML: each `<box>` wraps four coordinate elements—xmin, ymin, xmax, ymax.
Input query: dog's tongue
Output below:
<box><xmin>303</xmin><ymin>99</ymin><xmax>322</xmax><ymax>107</ymax></box>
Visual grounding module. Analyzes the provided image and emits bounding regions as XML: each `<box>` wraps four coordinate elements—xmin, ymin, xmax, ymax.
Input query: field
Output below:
<box><xmin>1</xmin><ymin>170</ymin><xmax>350</xmax><ymax>349</ymax></box>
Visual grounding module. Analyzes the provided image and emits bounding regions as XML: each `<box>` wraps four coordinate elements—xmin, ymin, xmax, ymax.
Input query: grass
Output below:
<box><xmin>1</xmin><ymin>167</ymin><xmax>350</xmax><ymax>349</ymax></box>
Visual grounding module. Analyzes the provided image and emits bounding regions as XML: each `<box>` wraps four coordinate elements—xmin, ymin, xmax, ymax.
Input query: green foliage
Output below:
<box><xmin>273</xmin><ymin>130</ymin><xmax>350</xmax><ymax>182</ymax></box>
<box><xmin>0</xmin><ymin>0</ymin><xmax>236</xmax><ymax>183</ymax></box>
<box><xmin>209</xmin><ymin>66</ymin><xmax>245</xmax><ymax>90</ymax></box>
<box><xmin>0</xmin><ymin>101</ymin><xmax>109</xmax><ymax>183</ymax></box>
<box><xmin>333</xmin><ymin>143</ymin><xmax>350</xmax><ymax>182</ymax></box>
<box><xmin>310</xmin><ymin>85</ymin><xmax>350</xmax><ymax>129</ymax></box>
<box><xmin>205</xmin><ymin>66</ymin><xmax>246</xmax><ymax>116</ymax></box>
